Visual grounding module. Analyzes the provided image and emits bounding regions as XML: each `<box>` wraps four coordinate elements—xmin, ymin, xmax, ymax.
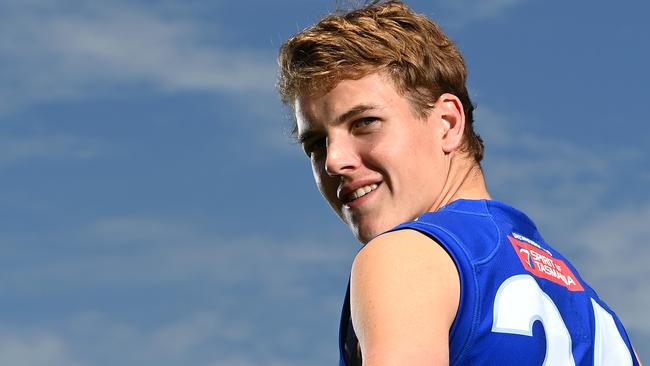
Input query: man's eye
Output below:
<box><xmin>304</xmin><ymin>138</ymin><xmax>326</xmax><ymax>157</ymax></box>
<box><xmin>352</xmin><ymin>117</ymin><xmax>378</xmax><ymax>129</ymax></box>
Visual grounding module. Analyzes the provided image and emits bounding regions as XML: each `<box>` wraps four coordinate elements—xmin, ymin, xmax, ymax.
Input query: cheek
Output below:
<box><xmin>364</xmin><ymin>133</ymin><xmax>400</xmax><ymax>165</ymax></box>
<box><xmin>379</xmin><ymin>133</ymin><xmax>441</xmax><ymax>188</ymax></box>
<box><xmin>365</xmin><ymin>132</ymin><xmax>419</xmax><ymax>173</ymax></box>
<box><xmin>312</xmin><ymin>162</ymin><xmax>338</xmax><ymax>200</ymax></box>
<box><xmin>311</xmin><ymin>160</ymin><xmax>324</xmax><ymax>186</ymax></box>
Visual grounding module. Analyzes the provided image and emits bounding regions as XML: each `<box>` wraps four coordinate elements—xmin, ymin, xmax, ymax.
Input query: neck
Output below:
<box><xmin>429</xmin><ymin>153</ymin><xmax>491</xmax><ymax>212</ymax></box>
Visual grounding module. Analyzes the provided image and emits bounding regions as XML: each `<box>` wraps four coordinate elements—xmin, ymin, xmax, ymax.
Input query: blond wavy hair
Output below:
<box><xmin>277</xmin><ymin>0</ymin><xmax>484</xmax><ymax>162</ymax></box>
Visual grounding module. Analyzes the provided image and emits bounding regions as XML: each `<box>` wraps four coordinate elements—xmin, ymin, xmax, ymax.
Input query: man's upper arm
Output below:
<box><xmin>350</xmin><ymin>228</ymin><xmax>460</xmax><ymax>366</ymax></box>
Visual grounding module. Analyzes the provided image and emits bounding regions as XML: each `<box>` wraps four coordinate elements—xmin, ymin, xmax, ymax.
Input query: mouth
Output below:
<box><xmin>343</xmin><ymin>183</ymin><xmax>379</xmax><ymax>205</ymax></box>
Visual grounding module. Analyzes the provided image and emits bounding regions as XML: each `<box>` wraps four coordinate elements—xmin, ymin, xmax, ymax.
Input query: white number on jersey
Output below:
<box><xmin>492</xmin><ymin>274</ymin><xmax>633</xmax><ymax>365</ymax></box>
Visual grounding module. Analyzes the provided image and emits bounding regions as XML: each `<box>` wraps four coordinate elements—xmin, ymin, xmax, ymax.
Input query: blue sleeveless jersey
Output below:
<box><xmin>339</xmin><ymin>199</ymin><xmax>638</xmax><ymax>365</ymax></box>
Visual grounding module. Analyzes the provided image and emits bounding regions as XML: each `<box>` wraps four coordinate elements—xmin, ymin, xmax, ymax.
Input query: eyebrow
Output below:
<box><xmin>298</xmin><ymin>104</ymin><xmax>379</xmax><ymax>145</ymax></box>
<box><xmin>335</xmin><ymin>104</ymin><xmax>379</xmax><ymax>125</ymax></box>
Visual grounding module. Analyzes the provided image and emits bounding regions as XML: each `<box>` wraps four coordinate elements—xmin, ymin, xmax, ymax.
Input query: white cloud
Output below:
<box><xmin>65</xmin><ymin>311</ymin><xmax>244</xmax><ymax>365</ymax></box>
<box><xmin>85</xmin><ymin>216</ymin><xmax>201</xmax><ymax>246</ymax></box>
<box><xmin>0</xmin><ymin>215</ymin><xmax>353</xmax><ymax>365</ymax></box>
<box><xmin>0</xmin><ymin>332</ymin><xmax>82</xmax><ymax>366</ymax></box>
<box><xmin>0</xmin><ymin>134</ymin><xmax>102</xmax><ymax>165</ymax></box>
<box><xmin>478</xmin><ymin>106</ymin><xmax>645</xmax><ymax>227</ymax></box>
<box><xmin>2</xmin><ymin>215</ymin><xmax>354</xmax><ymax>292</ymax></box>
<box><xmin>573</xmin><ymin>202</ymin><xmax>650</xmax><ymax>330</ymax></box>
<box><xmin>0</xmin><ymin>1</ymin><xmax>276</xmax><ymax>113</ymax></box>
<box><xmin>42</xmin><ymin>308</ymin><xmax>334</xmax><ymax>366</ymax></box>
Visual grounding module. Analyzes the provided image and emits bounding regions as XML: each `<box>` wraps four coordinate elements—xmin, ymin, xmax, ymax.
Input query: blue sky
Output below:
<box><xmin>1</xmin><ymin>0</ymin><xmax>648</xmax><ymax>364</ymax></box>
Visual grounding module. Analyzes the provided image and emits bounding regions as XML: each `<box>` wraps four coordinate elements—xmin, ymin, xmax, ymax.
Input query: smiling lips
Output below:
<box><xmin>344</xmin><ymin>183</ymin><xmax>378</xmax><ymax>203</ymax></box>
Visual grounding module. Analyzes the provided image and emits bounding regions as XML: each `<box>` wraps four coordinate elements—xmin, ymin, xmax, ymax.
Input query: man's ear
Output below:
<box><xmin>434</xmin><ymin>93</ymin><xmax>465</xmax><ymax>153</ymax></box>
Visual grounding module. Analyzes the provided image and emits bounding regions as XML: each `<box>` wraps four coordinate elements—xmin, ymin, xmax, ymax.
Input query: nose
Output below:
<box><xmin>324</xmin><ymin>136</ymin><xmax>358</xmax><ymax>177</ymax></box>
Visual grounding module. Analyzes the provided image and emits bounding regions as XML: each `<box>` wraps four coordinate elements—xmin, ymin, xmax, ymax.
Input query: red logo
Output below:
<box><xmin>508</xmin><ymin>235</ymin><xmax>584</xmax><ymax>292</ymax></box>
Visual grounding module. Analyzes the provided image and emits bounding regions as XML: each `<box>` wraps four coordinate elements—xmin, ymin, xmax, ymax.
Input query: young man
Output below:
<box><xmin>278</xmin><ymin>1</ymin><xmax>641</xmax><ymax>365</ymax></box>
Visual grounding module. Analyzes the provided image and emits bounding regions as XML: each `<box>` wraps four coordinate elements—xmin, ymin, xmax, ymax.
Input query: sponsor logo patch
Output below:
<box><xmin>508</xmin><ymin>235</ymin><xmax>584</xmax><ymax>292</ymax></box>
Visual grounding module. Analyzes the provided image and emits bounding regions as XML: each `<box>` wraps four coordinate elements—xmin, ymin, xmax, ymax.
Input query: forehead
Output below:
<box><xmin>294</xmin><ymin>73</ymin><xmax>401</xmax><ymax>133</ymax></box>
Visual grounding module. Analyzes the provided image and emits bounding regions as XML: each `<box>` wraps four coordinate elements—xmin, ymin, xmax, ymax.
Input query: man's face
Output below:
<box><xmin>295</xmin><ymin>72</ymin><xmax>451</xmax><ymax>244</ymax></box>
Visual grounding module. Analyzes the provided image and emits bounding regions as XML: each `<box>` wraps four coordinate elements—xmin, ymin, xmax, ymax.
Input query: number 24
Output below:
<box><xmin>492</xmin><ymin>275</ymin><xmax>634</xmax><ymax>365</ymax></box>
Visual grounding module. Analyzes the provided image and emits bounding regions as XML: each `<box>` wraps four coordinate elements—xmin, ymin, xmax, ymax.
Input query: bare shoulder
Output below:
<box><xmin>350</xmin><ymin>229</ymin><xmax>460</xmax><ymax>365</ymax></box>
<box><xmin>353</xmin><ymin>228</ymin><xmax>456</xmax><ymax>274</ymax></box>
